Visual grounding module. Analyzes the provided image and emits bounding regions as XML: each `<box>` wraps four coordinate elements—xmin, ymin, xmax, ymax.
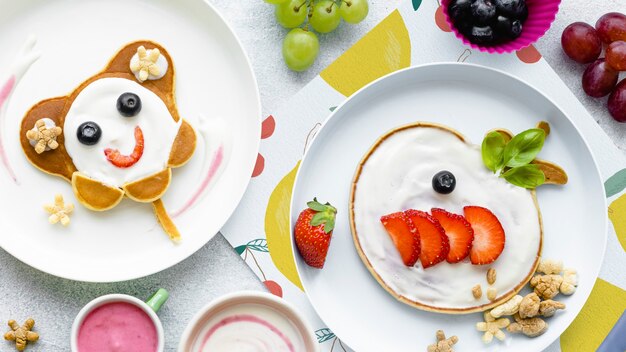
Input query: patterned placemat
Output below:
<box><xmin>221</xmin><ymin>1</ymin><xmax>626</xmax><ymax>350</ymax></box>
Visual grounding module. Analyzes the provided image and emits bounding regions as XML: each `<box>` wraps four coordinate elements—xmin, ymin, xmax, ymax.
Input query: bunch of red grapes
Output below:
<box><xmin>561</xmin><ymin>12</ymin><xmax>626</xmax><ymax>122</ymax></box>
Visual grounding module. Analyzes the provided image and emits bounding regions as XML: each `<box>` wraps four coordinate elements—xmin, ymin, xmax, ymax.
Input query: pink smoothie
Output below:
<box><xmin>77</xmin><ymin>302</ymin><xmax>158</xmax><ymax>352</ymax></box>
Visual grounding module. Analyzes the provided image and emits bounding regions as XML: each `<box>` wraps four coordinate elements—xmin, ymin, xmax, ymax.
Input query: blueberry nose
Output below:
<box><xmin>432</xmin><ymin>170</ymin><xmax>456</xmax><ymax>194</ymax></box>
<box><xmin>76</xmin><ymin>121</ymin><xmax>102</xmax><ymax>145</ymax></box>
<box><xmin>117</xmin><ymin>92</ymin><xmax>142</xmax><ymax>117</ymax></box>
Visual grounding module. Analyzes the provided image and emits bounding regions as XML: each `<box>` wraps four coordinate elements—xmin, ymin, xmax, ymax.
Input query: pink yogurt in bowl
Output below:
<box><xmin>71</xmin><ymin>289</ymin><xmax>168</xmax><ymax>352</ymax></box>
<box><xmin>179</xmin><ymin>291</ymin><xmax>319</xmax><ymax>352</ymax></box>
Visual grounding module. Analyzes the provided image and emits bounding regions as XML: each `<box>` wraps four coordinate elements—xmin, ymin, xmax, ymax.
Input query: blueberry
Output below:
<box><xmin>493</xmin><ymin>15</ymin><xmax>512</xmax><ymax>37</ymax></box>
<box><xmin>116</xmin><ymin>92</ymin><xmax>142</xmax><ymax>117</ymax></box>
<box><xmin>493</xmin><ymin>15</ymin><xmax>522</xmax><ymax>39</ymax></box>
<box><xmin>469</xmin><ymin>25</ymin><xmax>496</xmax><ymax>45</ymax></box>
<box><xmin>471</xmin><ymin>0</ymin><xmax>497</xmax><ymax>25</ymax></box>
<box><xmin>510</xmin><ymin>19</ymin><xmax>523</xmax><ymax>38</ymax></box>
<box><xmin>457</xmin><ymin>21</ymin><xmax>474</xmax><ymax>36</ymax></box>
<box><xmin>76</xmin><ymin>121</ymin><xmax>101</xmax><ymax>145</ymax></box>
<box><xmin>494</xmin><ymin>0</ymin><xmax>528</xmax><ymax>21</ymax></box>
<box><xmin>448</xmin><ymin>0</ymin><xmax>472</xmax><ymax>22</ymax></box>
<box><xmin>432</xmin><ymin>171</ymin><xmax>456</xmax><ymax>194</ymax></box>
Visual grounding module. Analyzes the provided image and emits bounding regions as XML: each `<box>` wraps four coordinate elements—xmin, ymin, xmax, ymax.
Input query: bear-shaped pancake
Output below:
<box><xmin>20</xmin><ymin>40</ymin><xmax>196</xmax><ymax>242</ymax></box>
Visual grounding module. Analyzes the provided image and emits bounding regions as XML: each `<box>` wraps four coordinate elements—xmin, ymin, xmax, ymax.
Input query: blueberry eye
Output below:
<box><xmin>117</xmin><ymin>92</ymin><xmax>142</xmax><ymax>117</ymax></box>
<box><xmin>76</xmin><ymin>121</ymin><xmax>101</xmax><ymax>145</ymax></box>
<box><xmin>432</xmin><ymin>171</ymin><xmax>456</xmax><ymax>194</ymax></box>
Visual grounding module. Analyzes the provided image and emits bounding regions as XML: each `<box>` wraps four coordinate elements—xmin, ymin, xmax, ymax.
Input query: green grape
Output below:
<box><xmin>339</xmin><ymin>0</ymin><xmax>368</xmax><ymax>24</ymax></box>
<box><xmin>282</xmin><ymin>28</ymin><xmax>320</xmax><ymax>71</ymax></box>
<box><xmin>275</xmin><ymin>0</ymin><xmax>308</xmax><ymax>29</ymax></box>
<box><xmin>264</xmin><ymin>0</ymin><xmax>286</xmax><ymax>4</ymax></box>
<box><xmin>310</xmin><ymin>0</ymin><xmax>341</xmax><ymax>33</ymax></box>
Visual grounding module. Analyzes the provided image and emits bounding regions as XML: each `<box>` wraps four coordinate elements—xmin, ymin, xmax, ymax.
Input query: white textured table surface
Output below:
<box><xmin>0</xmin><ymin>1</ymin><xmax>624</xmax><ymax>351</ymax></box>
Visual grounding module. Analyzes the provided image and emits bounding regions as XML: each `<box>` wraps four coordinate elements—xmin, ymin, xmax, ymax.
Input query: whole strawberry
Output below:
<box><xmin>294</xmin><ymin>198</ymin><xmax>337</xmax><ymax>268</ymax></box>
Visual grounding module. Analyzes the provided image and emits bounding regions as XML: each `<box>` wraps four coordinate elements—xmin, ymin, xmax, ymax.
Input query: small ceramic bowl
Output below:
<box><xmin>179</xmin><ymin>291</ymin><xmax>319</xmax><ymax>352</ymax></box>
<box><xmin>71</xmin><ymin>289</ymin><xmax>169</xmax><ymax>352</ymax></box>
<box><xmin>442</xmin><ymin>0</ymin><xmax>561</xmax><ymax>54</ymax></box>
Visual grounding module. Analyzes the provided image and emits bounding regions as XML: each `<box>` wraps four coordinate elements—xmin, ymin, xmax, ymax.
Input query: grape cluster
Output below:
<box><xmin>561</xmin><ymin>12</ymin><xmax>626</xmax><ymax>122</ymax></box>
<box><xmin>265</xmin><ymin>0</ymin><xmax>369</xmax><ymax>71</ymax></box>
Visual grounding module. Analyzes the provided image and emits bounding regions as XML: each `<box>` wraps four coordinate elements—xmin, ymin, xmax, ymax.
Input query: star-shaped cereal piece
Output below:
<box><xmin>427</xmin><ymin>330</ymin><xmax>459</xmax><ymax>352</ymax></box>
<box><xmin>25</xmin><ymin>119</ymin><xmax>62</xmax><ymax>154</ymax></box>
<box><xmin>130</xmin><ymin>46</ymin><xmax>161</xmax><ymax>82</ymax></box>
<box><xmin>476</xmin><ymin>311</ymin><xmax>510</xmax><ymax>344</ymax></box>
<box><xmin>44</xmin><ymin>194</ymin><xmax>74</xmax><ymax>226</ymax></box>
<box><xmin>4</xmin><ymin>319</ymin><xmax>38</xmax><ymax>351</ymax></box>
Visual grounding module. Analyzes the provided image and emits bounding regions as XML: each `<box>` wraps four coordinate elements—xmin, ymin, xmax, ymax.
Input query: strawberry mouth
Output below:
<box><xmin>104</xmin><ymin>126</ymin><xmax>145</xmax><ymax>168</ymax></box>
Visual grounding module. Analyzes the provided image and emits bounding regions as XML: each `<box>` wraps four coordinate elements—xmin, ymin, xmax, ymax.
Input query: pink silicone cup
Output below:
<box><xmin>442</xmin><ymin>0</ymin><xmax>561</xmax><ymax>54</ymax></box>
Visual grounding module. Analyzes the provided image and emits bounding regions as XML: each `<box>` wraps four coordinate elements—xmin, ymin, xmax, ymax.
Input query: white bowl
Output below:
<box><xmin>178</xmin><ymin>291</ymin><xmax>319</xmax><ymax>352</ymax></box>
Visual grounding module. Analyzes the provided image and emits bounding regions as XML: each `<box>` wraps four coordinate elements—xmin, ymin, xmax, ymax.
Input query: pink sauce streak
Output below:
<box><xmin>171</xmin><ymin>144</ymin><xmax>223</xmax><ymax>218</ymax></box>
<box><xmin>200</xmin><ymin>314</ymin><xmax>294</xmax><ymax>352</ymax></box>
<box><xmin>0</xmin><ymin>75</ymin><xmax>18</xmax><ymax>184</ymax></box>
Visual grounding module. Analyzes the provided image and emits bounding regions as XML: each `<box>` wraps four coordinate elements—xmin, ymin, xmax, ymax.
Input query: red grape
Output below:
<box><xmin>582</xmin><ymin>59</ymin><xmax>619</xmax><ymax>97</ymax></box>
<box><xmin>606</xmin><ymin>41</ymin><xmax>626</xmax><ymax>71</ymax></box>
<box><xmin>561</xmin><ymin>22</ymin><xmax>602</xmax><ymax>63</ymax></box>
<box><xmin>596</xmin><ymin>12</ymin><xmax>626</xmax><ymax>44</ymax></box>
<box><xmin>609</xmin><ymin>79</ymin><xmax>626</xmax><ymax>122</ymax></box>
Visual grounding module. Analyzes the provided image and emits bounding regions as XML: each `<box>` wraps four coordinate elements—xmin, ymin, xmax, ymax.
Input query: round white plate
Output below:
<box><xmin>290</xmin><ymin>63</ymin><xmax>607</xmax><ymax>351</ymax></box>
<box><xmin>0</xmin><ymin>0</ymin><xmax>261</xmax><ymax>282</ymax></box>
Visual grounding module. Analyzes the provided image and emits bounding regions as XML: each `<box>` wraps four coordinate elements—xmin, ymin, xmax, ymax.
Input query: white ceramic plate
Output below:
<box><xmin>0</xmin><ymin>0</ymin><xmax>261</xmax><ymax>282</ymax></box>
<box><xmin>291</xmin><ymin>64</ymin><xmax>607</xmax><ymax>351</ymax></box>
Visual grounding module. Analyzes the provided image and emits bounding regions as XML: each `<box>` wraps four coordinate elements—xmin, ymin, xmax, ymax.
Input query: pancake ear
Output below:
<box><xmin>20</xmin><ymin>97</ymin><xmax>76</xmax><ymax>182</ymax></box>
<box><xmin>168</xmin><ymin>119</ymin><xmax>197</xmax><ymax>168</ymax></box>
<box><xmin>101</xmin><ymin>40</ymin><xmax>180</xmax><ymax>122</ymax></box>
<box><xmin>103</xmin><ymin>41</ymin><xmax>175</xmax><ymax>96</ymax></box>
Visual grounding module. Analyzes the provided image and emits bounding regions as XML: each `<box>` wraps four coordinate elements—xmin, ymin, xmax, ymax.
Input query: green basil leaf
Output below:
<box><xmin>481</xmin><ymin>131</ymin><xmax>507</xmax><ymax>172</ymax></box>
<box><xmin>502</xmin><ymin>164</ymin><xmax>546</xmax><ymax>189</ymax></box>
<box><xmin>503</xmin><ymin>128</ymin><xmax>545</xmax><ymax>168</ymax></box>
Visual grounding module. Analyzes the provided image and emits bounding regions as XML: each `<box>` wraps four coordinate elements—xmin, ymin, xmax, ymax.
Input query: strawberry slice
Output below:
<box><xmin>405</xmin><ymin>210</ymin><xmax>449</xmax><ymax>268</ymax></box>
<box><xmin>104</xmin><ymin>126</ymin><xmax>144</xmax><ymax>168</ymax></box>
<box><xmin>463</xmin><ymin>206</ymin><xmax>506</xmax><ymax>265</ymax></box>
<box><xmin>380</xmin><ymin>212</ymin><xmax>420</xmax><ymax>266</ymax></box>
<box><xmin>431</xmin><ymin>208</ymin><xmax>474</xmax><ymax>263</ymax></box>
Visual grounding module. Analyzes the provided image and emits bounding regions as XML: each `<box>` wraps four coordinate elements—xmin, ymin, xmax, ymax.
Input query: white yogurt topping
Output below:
<box><xmin>352</xmin><ymin>126</ymin><xmax>541</xmax><ymax>309</ymax></box>
<box><xmin>192</xmin><ymin>303</ymin><xmax>306</xmax><ymax>352</ymax></box>
<box><xmin>64</xmin><ymin>78</ymin><xmax>180</xmax><ymax>187</ymax></box>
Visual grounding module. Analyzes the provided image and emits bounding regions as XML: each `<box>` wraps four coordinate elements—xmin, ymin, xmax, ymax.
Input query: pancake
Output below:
<box><xmin>20</xmin><ymin>41</ymin><xmax>196</xmax><ymax>241</ymax></box>
<box><xmin>349</xmin><ymin>122</ymin><xmax>542</xmax><ymax>314</ymax></box>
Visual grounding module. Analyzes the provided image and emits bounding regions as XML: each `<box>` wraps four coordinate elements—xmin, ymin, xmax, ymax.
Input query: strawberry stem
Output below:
<box><xmin>307</xmin><ymin>198</ymin><xmax>337</xmax><ymax>234</ymax></box>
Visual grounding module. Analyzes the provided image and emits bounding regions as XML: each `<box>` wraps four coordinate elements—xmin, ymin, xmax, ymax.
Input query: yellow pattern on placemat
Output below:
<box><xmin>320</xmin><ymin>10</ymin><xmax>411</xmax><ymax>97</ymax></box>
<box><xmin>608</xmin><ymin>193</ymin><xmax>626</xmax><ymax>252</ymax></box>
<box><xmin>560</xmin><ymin>278</ymin><xmax>626</xmax><ymax>351</ymax></box>
<box><xmin>266</xmin><ymin>162</ymin><xmax>304</xmax><ymax>291</ymax></box>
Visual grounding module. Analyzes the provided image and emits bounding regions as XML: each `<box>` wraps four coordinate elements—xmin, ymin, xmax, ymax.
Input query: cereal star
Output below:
<box><xmin>4</xmin><ymin>319</ymin><xmax>38</xmax><ymax>351</ymax></box>
<box><xmin>25</xmin><ymin>119</ymin><xmax>62</xmax><ymax>154</ymax></box>
<box><xmin>44</xmin><ymin>194</ymin><xmax>74</xmax><ymax>226</ymax></box>
<box><xmin>130</xmin><ymin>46</ymin><xmax>161</xmax><ymax>82</ymax></box>
<box><xmin>476</xmin><ymin>311</ymin><xmax>510</xmax><ymax>344</ymax></box>
<box><xmin>427</xmin><ymin>330</ymin><xmax>459</xmax><ymax>352</ymax></box>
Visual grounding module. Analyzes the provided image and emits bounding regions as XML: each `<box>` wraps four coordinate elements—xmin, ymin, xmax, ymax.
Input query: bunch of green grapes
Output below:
<box><xmin>265</xmin><ymin>0</ymin><xmax>369</xmax><ymax>71</ymax></box>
